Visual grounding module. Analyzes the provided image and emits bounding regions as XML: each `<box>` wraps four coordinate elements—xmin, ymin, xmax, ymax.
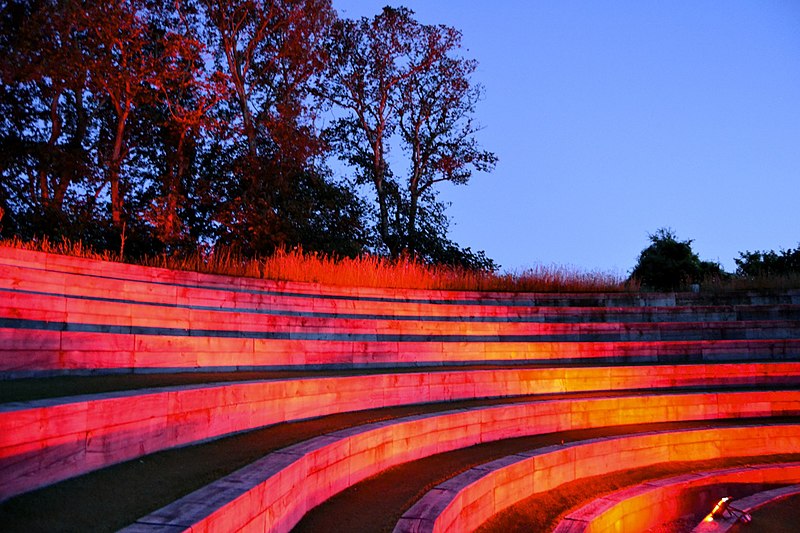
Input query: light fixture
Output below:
<box><xmin>708</xmin><ymin>496</ymin><xmax>752</xmax><ymax>524</ymax></box>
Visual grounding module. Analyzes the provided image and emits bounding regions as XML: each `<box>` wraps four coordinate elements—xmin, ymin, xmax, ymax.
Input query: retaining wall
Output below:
<box><xmin>553</xmin><ymin>463</ymin><xmax>800</xmax><ymax>533</ymax></box>
<box><xmin>4</xmin><ymin>365</ymin><xmax>800</xmax><ymax>500</ymax></box>
<box><xmin>122</xmin><ymin>396</ymin><xmax>800</xmax><ymax>533</ymax></box>
<box><xmin>395</xmin><ymin>425</ymin><xmax>800</xmax><ymax>533</ymax></box>
<box><xmin>3</xmin><ymin>248</ymin><xmax>799</xmax><ymax>376</ymax></box>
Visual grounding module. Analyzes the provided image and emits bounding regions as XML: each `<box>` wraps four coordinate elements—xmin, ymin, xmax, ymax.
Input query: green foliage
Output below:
<box><xmin>319</xmin><ymin>6</ymin><xmax>495</xmax><ymax>265</ymax></box>
<box><xmin>735</xmin><ymin>245</ymin><xmax>800</xmax><ymax>277</ymax></box>
<box><xmin>0</xmin><ymin>0</ymin><xmax>496</xmax><ymax>269</ymax></box>
<box><xmin>630</xmin><ymin>228</ymin><xmax>725</xmax><ymax>291</ymax></box>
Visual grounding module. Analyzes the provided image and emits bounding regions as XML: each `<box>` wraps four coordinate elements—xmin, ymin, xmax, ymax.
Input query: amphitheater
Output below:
<box><xmin>1</xmin><ymin>246</ymin><xmax>799</xmax><ymax>532</ymax></box>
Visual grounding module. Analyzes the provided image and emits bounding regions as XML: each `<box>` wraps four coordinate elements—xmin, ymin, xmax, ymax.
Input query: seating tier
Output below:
<box><xmin>552</xmin><ymin>463</ymin><xmax>800</xmax><ymax>533</ymax></box>
<box><xmin>1</xmin><ymin>246</ymin><xmax>798</xmax><ymax>531</ymax></box>
<box><xmin>395</xmin><ymin>424</ymin><xmax>800</xmax><ymax>533</ymax></box>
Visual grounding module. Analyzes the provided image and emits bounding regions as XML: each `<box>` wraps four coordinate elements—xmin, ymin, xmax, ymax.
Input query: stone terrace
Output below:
<box><xmin>1</xmin><ymin>246</ymin><xmax>799</xmax><ymax>532</ymax></box>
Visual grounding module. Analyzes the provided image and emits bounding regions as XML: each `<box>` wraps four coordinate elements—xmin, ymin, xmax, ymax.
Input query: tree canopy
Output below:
<box><xmin>735</xmin><ymin>245</ymin><xmax>800</xmax><ymax>278</ymax></box>
<box><xmin>0</xmin><ymin>1</ymin><xmax>495</xmax><ymax>269</ymax></box>
<box><xmin>319</xmin><ymin>7</ymin><xmax>496</xmax><ymax>266</ymax></box>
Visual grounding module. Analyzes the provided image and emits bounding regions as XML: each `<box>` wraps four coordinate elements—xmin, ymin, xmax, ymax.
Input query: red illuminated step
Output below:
<box><xmin>5</xmin><ymin>363</ymin><xmax>800</xmax><ymax>500</ymax></box>
<box><xmin>123</xmin><ymin>418</ymin><xmax>800</xmax><ymax>533</ymax></box>
<box><xmin>3</xmin><ymin>247</ymin><xmax>798</xmax><ymax>308</ymax></box>
<box><xmin>395</xmin><ymin>424</ymin><xmax>800</xmax><ymax>533</ymax></box>
<box><xmin>551</xmin><ymin>463</ymin><xmax>800</xmax><ymax>533</ymax></box>
<box><xmin>3</xmin><ymin>284</ymin><xmax>799</xmax><ymax>338</ymax></box>
<box><xmin>4</xmin><ymin>260</ymin><xmax>799</xmax><ymax>325</ymax></box>
<box><xmin>3</xmin><ymin>325</ymin><xmax>799</xmax><ymax>376</ymax></box>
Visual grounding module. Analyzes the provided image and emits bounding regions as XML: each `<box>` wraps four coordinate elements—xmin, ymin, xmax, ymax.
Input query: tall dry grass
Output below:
<box><xmin>260</xmin><ymin>249</ymin><xmax>634</xmax><ymax>292</ymax></box>
<box><xmin>1</xmin><ymin>236</ymin><xmax>635</xmax><ymax>292</ymax></box>
<box><xmin>3</xmin><ymin>236</ymin><xmax>120</xmax><ymax>262</ymax></box>
<box><xmin>8</xmin><ymin>235</ymin><xmax>798</xmax><ymax>292</ymax></box>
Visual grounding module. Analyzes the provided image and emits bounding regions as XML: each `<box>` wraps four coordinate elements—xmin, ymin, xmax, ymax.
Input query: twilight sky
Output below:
<box><xmin>332</xmin><ymin>1</ymin><xmax>800</xmax><ymax>274</ymax></box>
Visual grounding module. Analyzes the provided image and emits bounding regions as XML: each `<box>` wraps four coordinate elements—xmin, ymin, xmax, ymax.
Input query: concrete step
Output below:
<box><xmin>3</xmin><ymin>323</ymin><xmax>800</xmax><ymax>375</ymax></box>
<box><xmin>3</xmin><ymin>247</ymin><xmax>798</xmax><ymax>308</ymax></box>
<box><xmin>5</xmin><ymin>361</ymin><xmax>800</xmax><ymax>403</ymax></box>
<box><xmin>552</xmin><ymin>463</ymin><xmax>800</xmax><ymax>533</ymax></box>
<box><xmin>3</xmin><ymin>365</ymin><xmax>799</xmax><ymax>499</ymax></box>
<box><xmin>5</xmin><ymin>262</ymin><xmax>800</xmax><ymax>324</ymax></box>
<box><xmin>396</xmin><ymin>423</ymin><xmax>800</xmax><ymax>533</ymax></box>
<box><xmin>3</xmin><ymin>286</ymin><xmax>800</xmax><ymax>339</ymax></box>
<box><xmin>2</xmin><ymin>247</ymin><xmax>799</xmax><ymax>532</ymax></box>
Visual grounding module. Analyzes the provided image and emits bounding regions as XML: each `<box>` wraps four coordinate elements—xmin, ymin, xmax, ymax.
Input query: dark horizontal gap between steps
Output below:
<box><xmin>4</xmin><ymin>365</ymin><xmax>800</xmax><ymax>404</ymax></box>
<box><xmin>7</xmin><ymin>355</ymin><xmax>800</xmax><ymax>388</ymax></box>
<box><xmin>4</xmin><ymin>287</ymin><xmax>798</xmax><ymax>324</ymax></box>
<box><xmin>3</xmin><ymin>391</ymin><xmax>798</xmax><ymax>533</ymax></box>
<box><xmin>3</xmin><ymin>317</ymin><xmax>799</xmax><ymax>343</ymax></box>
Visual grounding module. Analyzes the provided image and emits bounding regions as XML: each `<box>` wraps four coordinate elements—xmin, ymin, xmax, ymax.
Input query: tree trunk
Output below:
<box><xmin>223</xmin><ymin>39</ymin><xmax>258</xmax><ymax>159</ymax></box>
<box><xmin>110</xmin><ymin>104</ymin><xmax>130</xmax><ymax>229</ymax></box>
<box><xmin>408</xmin><ymin>189</ymin><xmax>419</xmax><ymax>254</ymax></box>
<box><xmin>372</xmin><ymin>137</ymin><xmax>396</xmax><ymax>255</ymax></box>
<box><xmin>37</xmin><ymin>86</ymin><xmax>64</xmax><ymax>208</ymax></box>
<box><xmin>407</xmin><ymin>136</ymin><xmax>422</xmax><ymax>255</ymax></box>
<box><xmin>376</xmin><ymin>180</ymin><xmax>391</xmax><ymax>251</ymax></box>
<box><xmin>53</xmin><ymin>89</ymin><xmax>88</xmax><ymax>210</ymax></box>
<box><xmin>165</xmin><ymin>129</ymin><xmax>188</xmax><ymax>244</ymax></box>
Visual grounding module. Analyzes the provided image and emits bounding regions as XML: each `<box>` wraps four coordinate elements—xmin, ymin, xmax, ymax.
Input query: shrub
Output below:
<box><xmin>735</xmin><ymin>245</ymin><xmax>800</xmax><ymax>278</ymax></box>
<box><xmin>630</xmin><ymin>228</ymin><xmax>725</xmax><ymax>291</ymax></box>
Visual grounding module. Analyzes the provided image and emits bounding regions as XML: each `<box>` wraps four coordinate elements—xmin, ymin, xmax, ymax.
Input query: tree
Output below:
<box><xmin>199</xmin><ymin>0</ymin><xmax>332</xmax><ymax>160</ymax></box>
<box><xmin>80</xmin><ymin>1</ymin><xmax>162</xmax><ymax>232</ymax></box>
<box><xmin>321</xmin><ymin>7</ymin><xmax>496</xmax><ymax>265</ymax></box>
<box><xmin>735</xmin><ymin>245</ymin><xmax>800</xmax><ymax>278</ymax></box>
<box><xmin>630</xmin><ymin>228</ymin><xmax>725</xmax><ymax>291</ymax></box>
<box><xmin>0</xmin><ymin>0</ymin><xmax>94</xmax><ymax>232</ymax></box>
<box><xmin>321</xmin><ymin>7</ymin><xmax>412</xmax><ymax>255</ymax></box>
<box><xmin>4</xmin><ymin>1</ymin><xmax>483</xmax><ymax>263</ymax></box>
<box><xmin>397</xmin><ymin>27</ymin><xmax>497</xmax><ymax>255</ymax></box>
<box><xmin>143</xmin><ymin>6</ymin><xmax>227</xmax><ymax>252</ymax></box>
<box><xmin>197</xmin><ymin>0</ymin><xmax>340</xmax><ymax>254</ymax></box>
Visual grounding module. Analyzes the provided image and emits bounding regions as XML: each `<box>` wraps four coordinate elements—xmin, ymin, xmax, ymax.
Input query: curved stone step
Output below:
<box><xmin>3</xmin><ymin>247</ymin><xmax>798</xmax><ymax>307</ymax></box>
<box><xmin>3</xmin><ymin>247</ymin><xmax>799</xmax><ymax>532</ymax></box>
<box><xmin>552</xmin><ymin>463</ymin><xmax>800</xmax><ymax>533</ymax></box>
<box><xmin>5</xmin><ymin>286</ymin><xmax>800</xmax><ymax>340</ymax></box>
<box><xmin>4</xmin><ymin>262</ymin><xmax>800</xmax><ymax>323</ymax></box>
<box><xmin>3</xmin><ymin>362</ymin><xmax>800</xmax><ymax>499</ymax></box>
<box><xmin>693</xmin><ymin>483</ymin><xmax>800</xmax><ymax>532</ymax></box>
<box><xmin>118</xmin><ymin>393</ymin><xmax>800</xmax><ymax>532</ymax></box>
<box><xmin>5</xmin><ymin>361</ymin><xmax>800</xmax><ymax>403</ymax></box>
<box><xmin>4</xmin><ymin>323</ymin><xmax>799</xmax><ymax>376</ymax></box>
<box><xmin>395</xmin><ymin>424</ymin><xmax>800</xmax><ymax>533</ymax></box>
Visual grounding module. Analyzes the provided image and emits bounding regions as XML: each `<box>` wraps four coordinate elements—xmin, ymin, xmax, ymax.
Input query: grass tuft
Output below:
<box><xmin>3</xmin><ymin>235</ymin><xmax>120</xmax><ymax>262</ymax></box>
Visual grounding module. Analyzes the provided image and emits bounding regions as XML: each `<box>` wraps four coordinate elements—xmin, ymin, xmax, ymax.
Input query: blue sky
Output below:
<box><xmin>332</xmin><ymin>1</ymin><xmax>800</xmax><ymax>274</ymax></box>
